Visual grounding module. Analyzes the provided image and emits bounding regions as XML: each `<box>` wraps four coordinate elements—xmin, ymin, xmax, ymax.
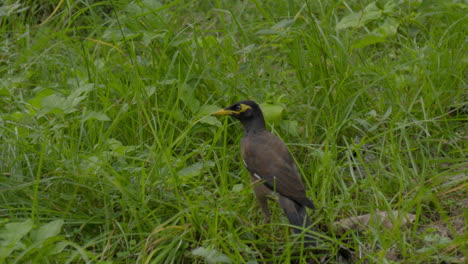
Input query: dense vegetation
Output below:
<box><xmin>1</xmin><ymin>0</ymin><xmax>466</xmax><ymax>263</ymax></box>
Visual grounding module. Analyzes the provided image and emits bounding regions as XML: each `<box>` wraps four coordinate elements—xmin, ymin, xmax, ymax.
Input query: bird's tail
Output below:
<box><xmin>278</xmin><ymin>195</ymin><xmax>316</xmax><ymax>247</ymax></box>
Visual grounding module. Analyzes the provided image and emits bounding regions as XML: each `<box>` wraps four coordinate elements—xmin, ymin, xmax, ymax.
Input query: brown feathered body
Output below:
<box><xmin>212</xmin><ymin>100</ymin><xmax>316</xmax><ymax>244</ymax></box>
<box><xmin>242</xmin><ymin>129</ymin><xmax>314</xmax><ymax>231</ymax></box>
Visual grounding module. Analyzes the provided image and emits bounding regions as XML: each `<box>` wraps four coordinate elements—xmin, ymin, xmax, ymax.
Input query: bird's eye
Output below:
<box><xmin>235</xmin><ymin>104</ymin><xmax>242</xmax><ymax>111</ymax></box>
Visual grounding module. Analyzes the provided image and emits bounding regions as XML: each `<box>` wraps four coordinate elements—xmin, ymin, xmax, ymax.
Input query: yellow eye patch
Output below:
<box><xmin>211</xmin><ymin>103</ymin><xmax>252</xmax><ymax>116</ymax></box>
<box><xmin>236</xmin><ymin>104</ymin><xmax>252</xmax><ymax>113</ymax></box>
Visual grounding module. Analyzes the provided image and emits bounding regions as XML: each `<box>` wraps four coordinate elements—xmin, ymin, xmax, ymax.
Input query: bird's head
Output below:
<box><xmin>211</xmin><ymin>100</ymin><xmax>259</xmax><ymax>120</ymax></box>
<box><xmin>211</xmin><ymin>100</ymin><xmax>266</xmax><ymax>132</ymax></box>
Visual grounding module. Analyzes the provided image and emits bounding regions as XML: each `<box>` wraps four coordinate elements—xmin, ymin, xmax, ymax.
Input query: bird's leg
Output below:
<box><xmin>257</xmin><ymin>195</ymin><xmax>271</xmax><ymax>223</ymax></box>
<box><xmin>251</xmin><ymin>178</ymin><xmax>273</xmax><ymax>223</ymax></box>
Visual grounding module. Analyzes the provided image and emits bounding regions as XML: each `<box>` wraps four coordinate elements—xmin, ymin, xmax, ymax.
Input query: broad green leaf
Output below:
<box><xmin>31</xmin><ymin>219</ymin><xmax>64</xmax><ymax>243</ymax></box>
<box><xmin>272</xmin><ymin>19</ymin><xmax>295</xmax><ymax>30</ymax></box>
<box><xmin>198</xmin><ymin>105</ymin><xmax>222</xmax><ymax>127</ymax></box>
<box><xmin>256</xmin><ymin>28</ymin><xmax>279</xmax><ymax>35</ymax></box>
<box><xmin>102</xmin><ymin>27</ymin><xmax>142</xmax><ymax>41</ymax></box>
<box><xmin>27</xmin><ymin>89</ymin><xmax>55</xmax><ymax>110</ymax></box>
<box><xmin>178</xmin><ymin>162</ymin><xmax>204</xmax><ymax>178</ymax></box>
<box><xmin>126</xmin><ymin>0</ymin><xmax>162</xmax><ymax>16</ymax></box>
<box><xmin>83</xmin><ymin>111</ymin><xmax>111</xmax><ymax>122</ymax></box>
<box><xmin>260</xmin><ymin>103</ymin><xmax>284</xmax><ymax>122</ymax></box>
<box><xmin>97</xmin><ymin>261</ymin><xmax>114</xmax><ymax>264</ymax></box>
<box><xmin>280</xmin><ymin>120</ymin><xmax>299</xmax><ymax>137</ymax></box>
<box><xmin>232</xmin><ymin>184</ymin><xmax>244</xmax><ymax>193</ymax></box>
<box><xmin>354</xmin><ymin>118</ymin><xmax>371</xmax><ymax>130</ymax></box>
<box><xmin>199</xmin><ymin>116</ymin><xmax>222</xmax><ymax>127</ymax></box>
<box><xmin>37</xmin><ymin>83</ymin><xmax>93</xmax><ymax>115</ymax></box>
<box><xmin>158</xmin><ymin>79</ymin><xmax>178</xmax><ymax>85</ymax></box>
<box><xmin>79</xmin><ymin>156</ymin><xmax>103</xmax><ymax>174</ymax></box>
<box><xmin>40</xmin><ymin>94</ymin><xmax>73</xmax><ymax>114</ymax></box>
<box><xmin>166</xmin><ymin>108</ymin><xmax>186</xmax><ymax>122</ymax></box>
<box><xmin>256</xmin><ymin>19</ymin><xmax>295</xmax><ymax>35</ymax></box>
<box><xmin>382</xmin><ymin>106</ymin><xmax>393</xmax><ymax>120</ymax></box>
<box><xmin>0</xmin><ymin>219</ymin><xmax>33</xmax><ymax>258</ymax></box>
<box><xmin>145</xmin><ymin>86</ymin><xmax>156</xmax><ymax>96</ymax></box>
<box><xmin>235</xmin><ymin>44</ymin><xmax>256</xmax><ymax>55</ymax></box>
<box><xmin>199</xmin><ymin>105</ymin><xmax>222</xmax><ymax>116</ymax></box>
<box><xmin>197</xmin><ymin>36</ymin><xmax>219</xmax><ymax>49</ymax></box>
<box><xmin>0</xmin><ymin>87</ymin><xmax>9</xmax><ymax>96</ymax></box>
<box><xmin>0</xmin><ymin>219</ymin><xmax>33</xmax><ymax>243</ymax></box>
<box><xmin>205</xmin><ymin>161</ymin><xmax>215</xmax><ymax>168</ymax></box>
<box><xmin>375</xmin><ymin>18</ymin><xmax>399</xmax><ymax>37</ymax></box>
<box><xmin>7</xmin><ymin>111</ymin><xmax>24</xmax><ymax>121</ymax></box>
<box><xmin>142</xmin><ymin>32</ymin><xmax>166</xmax><ymax>46</ymax></box>
<box><xmin>107</xmin><ymin>138</ymin><xmax>127</xmax><ymax>155</ymax></box>
<box><xmin>179</xmin><ymin>83</ymin><xmax>200</xmax><ymax>114</ymax></box>
<box><xmin>336</xmin><ymin>2</ymin><xmax>382</xmax><ymax>30</ymax></box>
<box><xmin>383</xmin><ymin>0</ymin><xmax>398</xmax><ymax>14</ymax></box>
<box><xmin>367</xmin><ymin>110</ymin><xmax>377</xmax><ymax>117</ymax></box>
<box><xmin>49</xmin><ymin>241</ymin><xmax>68</xmax><ymax>255</ymax></box>
<box><xmin>352</xmin><ymin>34</ymin><xmax>386</xmax><ymax>49</ymax></box>
<box><xmin>0</xmin><ymin>2</ymin><xmax>29</xmax><ymax>17</ymax></box>
<box><xmin>94</xmin><ymin>58</ymin><xmax>105</xmax><ymax>69</ymax></box>
<box><xmin>67</xmin><ymin>83</ymin><xmax>94</xmax><ymax>107</ymax></box>
<box><xmin>192</xmin><ymin>247</ymin><xmax>232</xmax><ymax>264</ymax></box>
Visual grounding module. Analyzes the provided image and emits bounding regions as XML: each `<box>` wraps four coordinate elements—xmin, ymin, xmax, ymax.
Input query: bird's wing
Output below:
<box><xmin>241</xmin><ymin>132</ymin><xmax>314</xmax><ymax>208</ymax></box>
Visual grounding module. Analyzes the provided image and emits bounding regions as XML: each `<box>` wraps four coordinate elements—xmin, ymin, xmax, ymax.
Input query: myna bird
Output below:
<box><xmin>212</xmin><ymin>100</ymin><xmax>316</xmax><ymax>244</ymax></box>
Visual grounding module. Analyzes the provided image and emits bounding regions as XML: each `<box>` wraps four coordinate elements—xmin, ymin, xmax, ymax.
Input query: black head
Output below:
<box><xmin>211</xmin><ymin>100</ymin><xmax>266</xmax><ymax>133</ymax></box>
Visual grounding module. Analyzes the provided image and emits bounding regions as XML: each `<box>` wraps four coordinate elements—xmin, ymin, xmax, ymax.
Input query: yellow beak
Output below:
<box><xmin>211</xmin><ymin>109</ymin><xmax>235</xmax><ymax>116</ymax></box>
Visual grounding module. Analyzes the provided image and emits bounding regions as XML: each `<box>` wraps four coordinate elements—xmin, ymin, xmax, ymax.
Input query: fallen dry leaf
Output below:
<box><xmin>332</xmin><ymin>210</ymin><xmax>416</xmax><ymax>235</ymax></box>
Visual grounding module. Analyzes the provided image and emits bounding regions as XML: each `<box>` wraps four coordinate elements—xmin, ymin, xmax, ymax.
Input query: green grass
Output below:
<box><xmin>0</xmin><ymin>0</ymin><xmax>466</xmax><ymax>263</ymax></box>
